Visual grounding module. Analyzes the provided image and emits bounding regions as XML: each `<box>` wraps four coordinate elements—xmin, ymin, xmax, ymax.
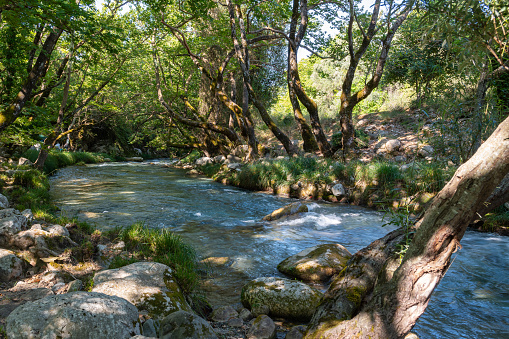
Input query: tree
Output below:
<box><xmin>337</xmin><ymin>0</ymin><xmax>414</xmax><ymax>153</ymax></box>
<box><xmin>306</xmin><ymin>115</ymin><xmax>509</xmax><ymax>338</ymax></box>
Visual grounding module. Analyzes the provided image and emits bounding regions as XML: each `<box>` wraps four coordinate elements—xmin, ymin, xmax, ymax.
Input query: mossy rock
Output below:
<box><xmin>277</xmin><ymin>244</ymin><xmax>352</xmax><ymax>282</ymax></box>
<box><xmin>241</xmin><ymin>277</ymin><xmax>322</xmax><ymax>321</ymax></box>
<box><xmin>92</xmin><ymin>261</ymin><xmax>192</xmax><ymax>319</ymax></box>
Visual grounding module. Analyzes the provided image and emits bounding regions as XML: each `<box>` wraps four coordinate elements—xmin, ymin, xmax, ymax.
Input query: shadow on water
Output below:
<box><xmin>50</xmin><ymin>160</ymin><xmax>509</xmax><ymax>339</ymax></box>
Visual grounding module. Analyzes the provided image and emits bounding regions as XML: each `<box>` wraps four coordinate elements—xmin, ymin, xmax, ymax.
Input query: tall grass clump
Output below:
<box><xmin>113</xmin><ymin>222</ymin><xmax>199</xmax><ymax>294</ymax></box>
<box><xmin>22</xmin><ymin>149</ymin><xmax>103</xmax><ymax>173</ymax></box>
<box><xmin>355</xmin><ymin>161</ymin><xmax>402</xmax><ymax>186</ymax></box>
<box><xmin>10</xmin><ymin>169</ymin><xmax>53</xmax><ymax>213</ymax></box>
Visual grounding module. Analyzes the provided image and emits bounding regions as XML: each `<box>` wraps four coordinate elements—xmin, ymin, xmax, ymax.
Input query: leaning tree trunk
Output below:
<box><xmin>306</xmin><ymin>115</ymin><xmax>509</xmax><ymax>338</ymax></box>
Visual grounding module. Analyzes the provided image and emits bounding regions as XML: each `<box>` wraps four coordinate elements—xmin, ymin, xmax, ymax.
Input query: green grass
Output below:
<box><xmin>22</xmin><ymin>149</ymin><xmax>104</xmax><ymax>174</ymax></box>
<box><xmin>111</xmin><ymin>222</ymin><xmax>199</xmax><ymax>294</ymax></box>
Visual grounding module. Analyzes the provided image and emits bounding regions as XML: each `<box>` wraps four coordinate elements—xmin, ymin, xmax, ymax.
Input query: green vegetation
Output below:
<box><xmin>22</xmin><ymin>149</ymin><xmax>106</xmax><ymax>174</ymax></box>
<box><xmin>110</xmin><ymin>222</ymin><xmax>199</xmax><ymax>294</ymax></box>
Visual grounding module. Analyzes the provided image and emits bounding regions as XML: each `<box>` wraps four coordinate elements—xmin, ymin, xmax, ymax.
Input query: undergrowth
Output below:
<box><xmin>22</xmin><ymin>149</ymin><xmax>105</xmax><ymax>174</ymax></box>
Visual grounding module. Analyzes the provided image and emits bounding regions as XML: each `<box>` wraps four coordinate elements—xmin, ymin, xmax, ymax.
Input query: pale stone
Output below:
<box><xmin>6</xmin><ymin>292</ymin><xmax>141</xmax><ymax>339</ymax></box>
<box><xmin>196</xmin><ymin>157</ymin><xmax>213</xmax><ymax>166</ymax></box>
<box><xmin>331</xmin><ymin>183</ymin><xmax>346</xmax><ymax>197</ymax></box>
<box><xmin>227</xmin><ymin>162</ymin><xmax>242</xmax><ymax>170</ymax></box>
<box><xmin>213</xmin><ymin>155</ymin><xmax>226</xmax><ymax>163</ymax></box>
<box><xmin>241</xmin><ymin>277</ymin><xmax>322</xmax><ymax>321</ymax></box>
<box><xmin>18</xmin><ymin>157</ymin><xmax>33</xmax><ymax>166</ymax></box>
<box><xmin>384</xmin><ymin>139</ymin><xmax>401</xmax><ymax>153</ymax></box>
<box><xmin>92</xmin><ymin>261</ymin><xmax>192</xmax><ymax>319</ymax></box>
<box><xmin>126</xmin><ymin>157</ymin><xmax>144</xmax><ymax>162</ymax></box>
<box><xmin>0</xmin><ymin>249</ymin><xmax>24</xmax><ymax>282</ymax></box>
<box><xmin>0</xmin><ymin>193</ymin><xmax>9</xmax><ymax>209</ymax></box>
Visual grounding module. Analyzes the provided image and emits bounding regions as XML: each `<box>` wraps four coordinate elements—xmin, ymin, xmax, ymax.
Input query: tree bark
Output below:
<box><xmin>338</xmin><ymin>0</ymin><xmax>414</xmax><ymax>153</ymax></box>
<box><xmin>0</xmin><ymin>28</ymin><xmax>62</xmax><ymax>132</ymax></box>
<box><xmin>227</xmin><ymin>0</ymin><xmax>297</xmax><ymax>156</ymax></box>
<box><xmin>306</xmin><ymin>115</ymin><xmax>509</xmax><ymax>338</ymax></box>
<box><xmin>288</xmin><ymin>0</ymin><xmax>333</xmax><ymax>156</ymax></box>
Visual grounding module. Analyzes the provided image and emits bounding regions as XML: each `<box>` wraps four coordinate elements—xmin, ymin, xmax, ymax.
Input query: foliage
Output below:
<box><xmin>382</xmin><ymin>204</ymin><xmax>415</xmax><ymax>260</ymax></box>
<box><xmin>113</xmin><ymin>222</ymin><xmax>199</xmax><ymax>294</ymax></box>
<box><xmin>22</xmin><ymin>149</ymin><xmax>103</xmax><ymax>173</ymax></box>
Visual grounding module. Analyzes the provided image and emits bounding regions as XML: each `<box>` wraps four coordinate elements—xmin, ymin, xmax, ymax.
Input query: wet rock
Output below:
<box><xmin>0</xmin><ymin>249</ymin><xmax>24</xmax><ymax>282</ymax></box>
<box><xmin>285</xmin><ymin>325</ymin><xmax>307</xmax><ymax>339</ymax></box>
<box><xmin>92</xmin><ymin>261</ymin><xmax>192</xmax><ymax>318</ymax></box>
<box><xmin>196</xmin><ymin>157</ymin><xmax>213</xmax><ymax>166</ymax></box>
<box><xmin>247</xmin><ymin>315</ymin><xmax>276</xmax><ymax>339</ymax></box>
<box><xmin>241</xmin><ymin>277</ymin><xmax>322</xmax><ymax>321</ymax></box>
<box><xmin>262</xmin><ymin>202</ymin><xmax>308</xmax><ymax>221</ymax></box>
<box><xmin>277</xmin><ymin>244</ymin><xmax>352</xmax><ymax>282</ymax></box>
<box><xmin>211</xmin><ymin>305</ymin><xmax>238</xmax><ymax>322</ymax></box>
<box><xmin>5</xmin><ymin>292</ymin><xmax>141</xmax><ymax>339</ymax></box>
<box><xmin>159</xmin><ymin>310</ymin><xmax>217</xmax><ymax>339</ymax></box>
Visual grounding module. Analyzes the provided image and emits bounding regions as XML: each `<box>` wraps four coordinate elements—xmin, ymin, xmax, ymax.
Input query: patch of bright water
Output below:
<box><xmin>50</xmin><ymin>161</ymin><xmax>509</xmax><ymax>339</ymax></box>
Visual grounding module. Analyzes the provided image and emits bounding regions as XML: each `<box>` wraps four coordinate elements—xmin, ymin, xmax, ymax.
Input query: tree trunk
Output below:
<box><xmin>0</xmin><ymin>29</ymin><xmax>62</xmax><ymax>131</ymax></box>
<box><xmin>306</xmin><ymin>115</ymin><xmax>509</xmax><ymax>338</ymax></box>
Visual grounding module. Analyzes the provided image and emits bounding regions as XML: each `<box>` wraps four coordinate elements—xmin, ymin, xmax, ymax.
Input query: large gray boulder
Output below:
<box><xmin>241</xmin><ymin>277</ymin><xmax>322</xmax><ymax>321</ymax></box>
<box><xmin>159</xmin><ymin>311</ymin><xmax>217</xmax><ymax>339</ymax></box>
<box><xmin>92</xmin><ymin>261</ymin><xmax>192</xmax><ymax>318</ymax></box>
<box><xmin>277</xmin><ymin>244</ymin><xmax>352</xmax><ymax>282</ymax></box>
<box><xmin>0</xmin><ymin>209</ymin><xmax>29</xmax><ymax>246</ymax></box>
<box><xmin>5</xmin><ymin>292</ymin><xmax>141</xmax><ymax>339</ymax></box>
<box><xmin>196</xmin><ymin>157</ymin><xmax>213</xmax><ymax>166</ymax></box>
<box><xmin>0</xmin><ymin>249</ymin><xmax>24</xmax><ymax>282</ymax></box>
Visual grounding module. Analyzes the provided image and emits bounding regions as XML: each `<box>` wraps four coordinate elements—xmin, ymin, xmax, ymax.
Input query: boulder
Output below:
<box><xmin>277</xmin><ymin>244</ymin><xmax>352</xmax><ymax>282</ymax></box>
<box><xmin>247</xmin><ymin>315</ymin><xmax>276</xmax><ymax>339</ymax></box>
<box><xmin>211</xmin><ymin>305</ymin><xmax>238</xmax><ymax>322</ymax></box>
<box><xmin>92</xmin><ymin>261</ymin><xmax>192</xmax><ymax>318</ymax></box>
<box><xmin>225</xmin><ymin>154</ymin><xmax>242</xmax><ymax>164</ymax></box>
<box><xmin>0</xmin><ymin>249</ymin><xmax>24</xmax><ymax>282</ymax></box>
<box><xmin>5</xmin><ymin>292</ymin><xmax>141</xmax><ymax>339</ymax></box>
<box><xmin>0</xmin><ymin>209</ymin><xmax>29</xmax><ymax>246</ymax></box>
<box><xmin>241</xmin><ymin>277</ymin><xmax>322</xmax><ymax>321</ymax></box>
<box><xmin>142</xmin><ymin>319</ymin><xmax>158</xmax><ymax>338</ymax></box>
<box><xmin>196</xmin><ymin>157</ymin><xmax>213</xmax><ymax>166</ymax></box>
<box><xmin>262</xmin><ymin>202</ymin><xmax>308</xmax><ymax>221</ymax></box>
<box><xmin>331</xmin><ymin>183</ymin><xmax>346</xmax><ymax>198</ymax></box>
<box><xmin>383</xmin><ymin>139</ymin><xmax>401</xmax><ymax>153</ymax></box>
<box><xmin>159</xmin><ymin>311</ymin><xmax>217</xmax><ymax>339</ymax></box>
<box><xmin>45</xmin><ymin>224</ymin><xmax>70</xmax><ymax>237</ymax></box>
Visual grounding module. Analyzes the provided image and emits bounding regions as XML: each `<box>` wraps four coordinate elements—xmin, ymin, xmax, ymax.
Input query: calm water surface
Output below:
<box><xmin>50</xmin><ymin>161</ymin><xmax>509</xmax><ymax>339</ymax></box>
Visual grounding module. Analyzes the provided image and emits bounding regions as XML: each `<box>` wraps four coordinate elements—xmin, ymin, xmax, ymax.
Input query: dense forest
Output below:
<box><xmin>0</xmin><ymin>0</ymin><xmax>508</xmax><ymax>338</ymax></box>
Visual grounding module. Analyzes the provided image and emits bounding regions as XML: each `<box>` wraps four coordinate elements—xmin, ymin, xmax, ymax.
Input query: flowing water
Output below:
<box><xmin>50</xmin><ymin>160</ymin><xmax>509</xmax><ymax>339</ymax></box>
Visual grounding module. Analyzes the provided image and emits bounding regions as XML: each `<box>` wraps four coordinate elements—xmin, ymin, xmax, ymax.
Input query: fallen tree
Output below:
<box><xmin>306</xmin><ymin>115</ymin><xmax>509</xmax><ymax>338</ymax></box>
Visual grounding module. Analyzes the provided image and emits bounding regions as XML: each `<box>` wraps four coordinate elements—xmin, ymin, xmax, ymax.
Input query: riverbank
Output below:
<box><xmin>177</xmin><ymin>152</ymin><xmax>509</xmax><ymax>236</ymax></box>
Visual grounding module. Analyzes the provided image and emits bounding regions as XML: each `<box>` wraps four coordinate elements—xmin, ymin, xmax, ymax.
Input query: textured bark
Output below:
<box><xmin>306</xmin><ymin>115</ymin><xmax>509</xmax><ymax>338</ymax></box>
<box><xmin>287</xmin><ymin>0</ymin><xmax>334</xmax><ymax>155</ymax></box>
<box><xmin>0</xmin><ymin>29</ymin><xmax>62</xmax><ymax>132</ymax></box>
<box><xmin>227</xmin><ymin>0</ymin><xmax>296</xmax><ymax>156</ymax></box>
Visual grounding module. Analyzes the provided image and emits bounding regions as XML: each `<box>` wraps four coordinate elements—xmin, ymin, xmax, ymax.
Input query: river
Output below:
<box><xmin>49</xmin><ymin>160</ymin><xmax>509</xmax><ymax>339</ymax></box>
